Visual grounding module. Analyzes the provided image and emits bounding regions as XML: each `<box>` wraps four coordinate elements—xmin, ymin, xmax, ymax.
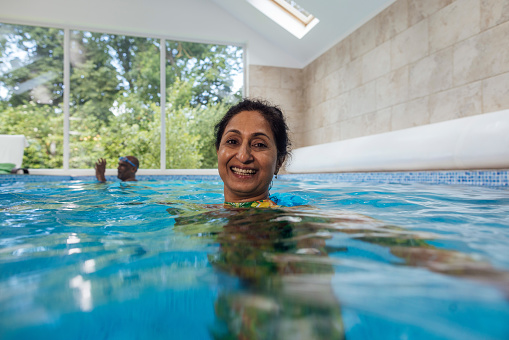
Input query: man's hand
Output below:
<box><xmin>95</xmin><ymin>158</ymin><xmax>107</xmax><ymax>182</ymax></box>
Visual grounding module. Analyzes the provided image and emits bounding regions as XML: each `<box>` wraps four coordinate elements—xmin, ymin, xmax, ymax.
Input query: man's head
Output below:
<box><xmin>117</xmin><ymin>156</ymin><xmax>139</xmax><ymax>181</ymax></box>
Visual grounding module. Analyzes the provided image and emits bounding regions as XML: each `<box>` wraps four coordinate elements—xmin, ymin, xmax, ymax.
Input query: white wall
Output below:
<box><xmin>0</xmin><ymin>0</ymin><xmax>302</xmax><ymax>68</ymax></box>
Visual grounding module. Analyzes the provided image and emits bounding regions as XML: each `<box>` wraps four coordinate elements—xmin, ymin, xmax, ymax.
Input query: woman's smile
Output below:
<box><xmin>231</xmin><ymin>166</ymin><xmax>257</xmax><ymax>176</ymax></box>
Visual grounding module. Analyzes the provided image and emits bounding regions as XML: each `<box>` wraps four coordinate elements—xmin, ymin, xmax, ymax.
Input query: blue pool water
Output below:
<box><xmin>1</xmin><ymin>179</ymin><xmax>508</xmax><ymax>339</ymax></box>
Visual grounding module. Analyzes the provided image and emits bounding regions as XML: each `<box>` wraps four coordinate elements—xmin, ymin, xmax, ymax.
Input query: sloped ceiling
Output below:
<box><xmin>1</xmin><ymin>0</ymin><xmax>395</xmax><ymax>68</ymax></box>
<box><xmin>211</xmin><ymin>0</ymin><xmax>396</xmax><ymax>67</ymax></box>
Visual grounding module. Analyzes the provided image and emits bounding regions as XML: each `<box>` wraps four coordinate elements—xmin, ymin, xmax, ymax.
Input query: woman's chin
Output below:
<box><xmin>225</xmin><ymin>187</ymin><xmax>268</xmax><ymax>202</ymax></box>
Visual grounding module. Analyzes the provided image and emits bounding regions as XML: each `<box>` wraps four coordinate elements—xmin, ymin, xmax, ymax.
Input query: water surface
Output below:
<box><xmin>1</xmin><ymin>179</ymin><xmax>508</xmax><ymax>339</ymax></box>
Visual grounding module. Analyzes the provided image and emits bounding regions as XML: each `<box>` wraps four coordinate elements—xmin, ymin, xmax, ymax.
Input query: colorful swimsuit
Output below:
<box><xmin>224</xmin><ymin>199</ymin><xmax>279</xmax><ymax>208</ymax></box>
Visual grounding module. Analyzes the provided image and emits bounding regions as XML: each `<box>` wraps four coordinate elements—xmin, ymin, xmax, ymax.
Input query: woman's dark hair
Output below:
<box><xmin>214</xmin><ymin>98</ymin><xmax>291</xmax><ymax>165</ymax></box>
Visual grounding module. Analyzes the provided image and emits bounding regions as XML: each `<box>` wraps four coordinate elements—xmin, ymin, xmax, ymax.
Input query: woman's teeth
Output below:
<box><xmin>231</xmin><ymin>167</ymin><xmax>256</xmax><ymax>175</ymax></box>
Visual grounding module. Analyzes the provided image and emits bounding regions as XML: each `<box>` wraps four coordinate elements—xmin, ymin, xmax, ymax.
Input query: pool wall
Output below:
<box><xmin>1</xmin><ymin>170</ymin><xmax>508</xmax><ymax>186</ymax></box>
<box><xmin>286</xmin><ymin>109</ymin><xmax>509</xmax><ymax>173</ymax></box>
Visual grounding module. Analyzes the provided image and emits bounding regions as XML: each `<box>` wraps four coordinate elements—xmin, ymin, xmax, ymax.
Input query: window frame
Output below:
<box><xmin>0</xmin><ymin>19</ymin><xmax>246</xmax><ymax>174</ymax></box>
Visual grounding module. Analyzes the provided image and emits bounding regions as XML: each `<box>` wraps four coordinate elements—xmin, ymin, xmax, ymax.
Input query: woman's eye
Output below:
<box><xmin>253</xmin><ymin>142</ymin><xmax>267</xmax><ymax>148</ymax></box>
<box><xmin>226</xmin><ymin>139</ymin><xmax>237</xmax><ymax>144</ymax></box>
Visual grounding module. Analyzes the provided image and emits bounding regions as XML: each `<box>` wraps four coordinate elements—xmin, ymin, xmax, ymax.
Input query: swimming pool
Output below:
<box><xmin>1</xmin><ymin>178</ymin><xmax>508</xmax><ymax>339</ymax></box>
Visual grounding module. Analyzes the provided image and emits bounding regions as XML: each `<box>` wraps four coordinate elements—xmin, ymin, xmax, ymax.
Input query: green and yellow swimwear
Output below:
<box><xmin>224</xmin><ymin>199</ymin><xmax>279</xmax><ymax>208</ymax></box>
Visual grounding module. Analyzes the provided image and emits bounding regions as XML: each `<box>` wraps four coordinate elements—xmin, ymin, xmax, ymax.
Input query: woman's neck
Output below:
<box><xmin>224</xmin><ymin>192</ymin><xmax>269</xmax><ymax>203</ymax></box>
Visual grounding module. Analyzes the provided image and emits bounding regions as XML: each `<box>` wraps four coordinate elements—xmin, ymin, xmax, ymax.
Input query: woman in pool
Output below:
<box><xmin>215</xmin><ymin>98</ymin><xmax>291</xmax><ymax>208</ymax></box>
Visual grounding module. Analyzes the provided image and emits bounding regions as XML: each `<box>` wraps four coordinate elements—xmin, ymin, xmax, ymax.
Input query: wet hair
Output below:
<box><xmin>126</xmin><ymin>156</ymin><xmax>139</xmax><ymax>172</ymax></box>
<box><xmin>214</xmin><ymin>98</ymin><xmax>291</xmax><ymax>166</ymax></box>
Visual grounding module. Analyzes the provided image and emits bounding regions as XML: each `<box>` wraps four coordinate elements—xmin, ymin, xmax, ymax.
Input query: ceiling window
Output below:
<box><xmin>247</xmin><ymin>0</ymin><xmax>319</xmax><ymax>39</ymax></box>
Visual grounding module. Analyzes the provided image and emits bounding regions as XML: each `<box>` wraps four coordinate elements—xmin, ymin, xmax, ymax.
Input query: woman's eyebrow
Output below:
<box><xmin>224</xmin><ymin>129</ymin><xmax>241</xmax><ymax>135</ymax></box>
<box><xmin>224</xmin><ymin>130</ymin><xmax>271</xmax><ymax>140</ymax></box>
<box><xmin>224</xmin><ymin>129</ymin><xmax>270</xmax><ymax>139</ymax></box>
<box><xmin>252</xmin><ymin>132</ymin><xmax>271</xmax><ymax>140</ymax></box>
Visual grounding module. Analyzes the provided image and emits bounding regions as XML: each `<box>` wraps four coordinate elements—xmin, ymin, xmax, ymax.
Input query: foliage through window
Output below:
<box><xmin>0</xmin><ymin>23</ymin><xmax>64</xmax><ymax>168</ymax></box>
<box><xmin>0</xmin><ymin>22</ymin><xmax>243</xmax><ymax>169</ymax></box>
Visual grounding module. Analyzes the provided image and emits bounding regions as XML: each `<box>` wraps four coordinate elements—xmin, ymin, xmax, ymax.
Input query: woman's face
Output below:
<box><xmin>217</xmin><ymin>110</ymin><xmax>279</xmax><ymax>202</ymax></box>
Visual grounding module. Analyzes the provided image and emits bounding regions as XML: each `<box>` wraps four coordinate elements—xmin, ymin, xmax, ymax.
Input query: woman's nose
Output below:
<box><xmin>236</xmin><ymin>143</ymin><xmax>253</xmax><ymax>163</ymax></box>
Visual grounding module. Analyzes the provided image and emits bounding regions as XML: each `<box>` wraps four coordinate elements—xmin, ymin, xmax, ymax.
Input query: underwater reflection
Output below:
<box><xmin>172</xmin><ymin>207</ymin><xmax>382</xmax><ymax>339</ymax></box>
<box><xmin>170</xmin><ymin>205</ymin><xmax>509</xmax><ymax>339</ymax></box>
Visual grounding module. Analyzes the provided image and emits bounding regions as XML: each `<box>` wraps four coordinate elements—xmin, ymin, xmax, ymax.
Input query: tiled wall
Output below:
<box><xmin>248</xmin><ymin>66</ymin><xmax>306</xmax><ymax>148</ymax></box>
<box><xmin>2</xmin><ymin>171</ymin><xmax>507</xmax><ymax>186</ymax></box>
<box><xmin>249</xmin><ymin>0</ymin><xmax>509</xmax><ymax>147</ymax></box>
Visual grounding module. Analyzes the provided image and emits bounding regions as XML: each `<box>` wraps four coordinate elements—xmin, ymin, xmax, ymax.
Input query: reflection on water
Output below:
<box><xmin>1</xmin><ymin>180</ymin><xmax>509</xmax><ymax>339</ymax></box>
<box><xmin>174</xmin><ymin>207</ymin><xmax>347</xmax><ymax>339</ymax></box>
<box><xmin>172</xmin><ymin>205</ymin><xmax>509</xmax><ymax>339</ymax></box>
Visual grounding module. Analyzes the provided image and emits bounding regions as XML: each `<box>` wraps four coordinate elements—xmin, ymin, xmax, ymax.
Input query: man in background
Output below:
<box><xmin>95</xmin><ymin>156</ymin><xmax>139</xmax><ymax>182</ymax></box>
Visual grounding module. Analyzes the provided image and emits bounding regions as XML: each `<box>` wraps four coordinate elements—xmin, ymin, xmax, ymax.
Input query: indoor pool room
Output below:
<box><xmin>1</xmin><ymin>1</ymin><xmax>509</xmax><ymax>339</ymax></box>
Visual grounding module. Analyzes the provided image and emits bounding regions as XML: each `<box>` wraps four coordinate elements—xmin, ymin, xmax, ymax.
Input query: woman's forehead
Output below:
<box><xmin>224</xmin><ymin>111</ymin><xmax>273</xmax><ymax>137</ymax></box>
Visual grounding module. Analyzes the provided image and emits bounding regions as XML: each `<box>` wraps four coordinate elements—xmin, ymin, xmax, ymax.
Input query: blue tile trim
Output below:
<box><xmin>0</xmin><ymin>174</ymin><xmax>222</xmax><ymax>184</ymax></box>
<box><xmin>279</xmin><ymin>170</ymin><xmax>509</xmax><ymax>186</ymax></box>
<box><xmin>1</xmin><ymin>170</ymin><xmax>508</xmax><ymax>186</ymax></box>
<box><xmin>0</xmin><ymin>175</ymin><xmax>72</xmax><ymax>183</ymax></box>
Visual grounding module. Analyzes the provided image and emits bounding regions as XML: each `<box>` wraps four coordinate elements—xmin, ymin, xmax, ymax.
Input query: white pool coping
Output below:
<box><xmin>286</xmin><ymin>109</ymin><xmax>509</xmax><ymax>173</ymax></box>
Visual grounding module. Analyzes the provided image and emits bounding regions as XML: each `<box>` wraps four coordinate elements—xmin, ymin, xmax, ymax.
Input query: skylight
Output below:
<box><xmin>247</xmin><ymin>0</ymin><xmax>319</xmax><ymax>39</ymax></box>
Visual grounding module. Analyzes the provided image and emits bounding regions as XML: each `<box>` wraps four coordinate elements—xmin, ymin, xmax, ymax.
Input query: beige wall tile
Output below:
<box><xmin>321</xmin><ymin>48</ymin><xmax>337</xmax><ymax>76</ymax></box>
<box><xmin>274</xmin><ymin>88</ymin><xmax>303</xmax><ymax>112</ymax></box>
<box><xmin>248</xmin><ymin>86</ymin><xmax>267</xmax><ymax>99</ymax></box>
<box><xmin>323</xmin><ymin>69</ymin><xmax>342</xmax><ymax>101</ymax></box>
<box><xmin>429</xmin><ymin>81</ymin><xmax>482</xmax><ymax>123</ymax></box>
<box><xmin>249</xmin><ymin>65</ymin><xmax>281</xmax><ymax>88</ymax></box>
<box><xmin>481</xmin><ymin>0</ymin><xmax>509</xmax><ymax>30</ymax></box>
<box><xmin>303</xmin><ymin>63</ymin><xmax>314</xmax><ymax>86</ymax></box>
<box><xmin>302</xmin><ymin>85</ymin><xmax>311</xmax><ymax>110</ymax></box>
<box><xmin>281</xmin><ymin>68</ymin><xmax>302</xmax><ymax>90</ymax></box>
<box><xmin>309</xmin><ymin>77</ymin><xmax>326</xmax><ymax>107</ymax></box>
<box><xmin>307</xmin><ymin>126</ymin><xmax>327</xmax><ymax>145</ymax></box>
<box><xmin>301</xmin><ymin>107</ymin><xmax>312</xmax><ymax>133</ymax></box>
<box><xmin>329</xmin><ymin>38</ymin><xmax>351</xmax><ymax>73</ymax></box>
<box><xmin>391</xmin><ymin>97</ymin><xmax>430</xmax><ymax>130</ymax></box>
<box><xmin>376</xmin><ymin>66</ymin><xmax>409</xmax><ymax>109</ymax></box>
<box><xmin>314</xmin><ymin>101</ymin><xmax>328</xmax><ymax>129</ymax></box>
<box><xmin>339</xmin><ymin>115</ymin><xmax>366</xmax><ymax>140</ymax></box>
<box><xmin>340</xmin><ymin>109</ymin><xmax>391</xmax><ymax>139</ymax></box>
<box><xmin>314</xmin><ymin>53</ymin><xmax>328</xmax><ymax>82</ymax></box>
<box><xmin>350</xmin><ymin>17</ymin><xmax>378</xmax><ymax>60</ymax></box>
<box><xmin>329</xmin><ymin>122</ymin><xmax>343</xmax><ymax>142</ymax></box>
<box><xmin>301</xmin><ymin>130</ymin><xmax>312</xmax><ymax>146</ymax></box>
<box><xmin>322</xmin><ymin>96</ymin><xmax>344</xmax><ymax>126</ymax></box>
<box><xmin>482</xmin><ymin>71</ymin><xmax>509</xmax><ymax>112</ymax></box>
<box><xmin>376</xmin><ymin>0</ymin><xmax>409</xmax><ymax>44</ymax></box>
<box><xmin>367</xmin><ymin>108</ymin><xmax>393</xmax><ymax>135</ymax></box>
<box><xmin>391</xmin><ymin>19</ymin><xmax>428</xmax><ymax>70</ymax></box>
<box><xmin>344</xmin><ymin>57</ymin><xmax>363</xmax><ymax>91</ymax></box>
<box><xmin>265</xmin><ymin>90</ymin><xmax>285</xmax><ymax>105</ymax></box>
<box><xmin>329</xmin><ymin>93</ymin><xmax>351</xmax><ymax>123</ymax></box>
<box><xmin>307</xmin><ymin>60</ymin><xmax>319</xmax><ymax>84</ymax></box>
<box><xmin>248</xmin><ymin>65</ymin><xmax>264</xmax><ymax>88</ymax></box>
<box><xmin>409</xmin><ymin>47</ymin><xmax>453</xmax><ymax>99</ymax></box>
<box><xmin>454</xmin><ymin>20</ymin><xmax>509</xmax><ymax>85</ymax></box>
<box><xmin>429</xmin><ymin>0</ymin><xmax>481</xmax><ymax>53</ymax></box>
<box><xmin>285</xmin><ymin>109</ymin><xmax>305</xmax><ymax>137</ymax></box>
<box><xmin>349</xmin><ymin>80</ymin><xmax>377</xmax><ymax>117</ymax></box>
<box><xmin>408</xmin><ymin>0</ymin><xmax>455</xmax><ymax>25</ymax></box>
<box><xmin>362</xmin><ymin>40</ymin><xmax>391</xmax><ymax>83</ymax></box>
<box><xmin>323</xmin><ymin>121</ymin><xmax>342</xmax><ymax>143</ymax></box>
<box><xmin>305</xmin><ymin>105</ymin><xmax>325</xmax><ymax>131</ymax></box>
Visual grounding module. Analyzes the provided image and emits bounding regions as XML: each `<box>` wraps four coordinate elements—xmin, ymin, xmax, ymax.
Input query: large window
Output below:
<box><xmin>164</xmin><ymin>41</ymin><xmax>243</xmax><ymax>169</ymax></box>
<box><xmin>0</xmin><ymin>22</ymin><xmax>243</xmax><ymax>170</ymax></box>
<box><xmin>69</xmin><ymin>31</ymin><xmax>161</xmax><ymax>169</ymax></box>
<box><xmin>0</xmin><ymin>23</ymin><xmax>64</xmax><ymax>168</ymax></box>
